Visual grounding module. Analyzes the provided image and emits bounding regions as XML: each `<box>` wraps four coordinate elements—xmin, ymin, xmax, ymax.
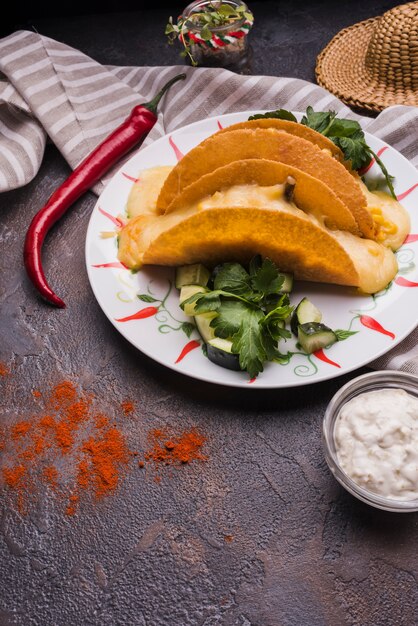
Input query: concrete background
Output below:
<box><xmin>1</xmin><ymin>2</ymin><xmax>417</xmax><ymax>625</ymax></box>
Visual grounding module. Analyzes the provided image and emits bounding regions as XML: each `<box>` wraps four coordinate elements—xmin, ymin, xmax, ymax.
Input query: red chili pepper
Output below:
<box><xmin>175</xmin><ymin>340</ymin><xmax>201</xmax><ymax>364</ymax></box>
<box><xmin>23</xmin><ymin>73</ymin><xmax>186</xmax><ymax>308</ymax></box>
<box><xmin>360</xmin><ymin>315</ymin><xmax>395</xmax><ymax>339</ymax></box>
<box><xmin>313</xmin><ymin>349</ymin><xmax>341</xmax><ymax>368</ymax></box>
<box><xmin>115</xmin><ymin>307</ymin><xmax>158</xmax><ymax>322</ymax></box>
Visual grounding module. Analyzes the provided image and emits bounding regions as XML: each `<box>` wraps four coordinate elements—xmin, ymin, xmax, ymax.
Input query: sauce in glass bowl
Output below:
<box><xmin>334</xmin><ymin>388</ymin><xmax>418</xmax><ymax>500</ymax></box>
<box><xmin>322</xmin><ymin>371</ymin><xmax>418</xmax><ymax>512</ymax></box>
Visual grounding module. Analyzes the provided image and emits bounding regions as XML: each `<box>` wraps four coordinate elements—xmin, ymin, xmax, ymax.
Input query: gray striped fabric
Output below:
<box><xmin>1</xmin><ymin>30</ymin><xmax>418</xmax><ymax>373</ymax></box>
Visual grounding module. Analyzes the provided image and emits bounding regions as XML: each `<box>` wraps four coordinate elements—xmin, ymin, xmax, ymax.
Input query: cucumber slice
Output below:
<box><xmin>175</xmin><ymin>264</ymin><xmax>210</xmax><ymax>289</ymax></box>
<box><xmin>280</xmin><ymin>273</ymin><xmax>294</xmax><ymax>293</ymax></box>
<box><xmin>179</xmin><ymin>285</ymin><xmax>208</xmax><ymax>315</ymax></box>
<box><xmin>195</xmin><ymin>312</ymin><xmax>217</xmax><ymax>343</ymax></box>
<box><xmin>297</xmin><ymin>322</ymin><xmax>337</xmax><ymax>354</ymax></box>
<box><xmin>207</xmin><ymin>338</ymin><xmax>241</xmax><ymax>371</ymax></box>
<box><xmin>291</xmin><ymin>297</ymin><xmax>322</xmax><ymax>336</ymax></box>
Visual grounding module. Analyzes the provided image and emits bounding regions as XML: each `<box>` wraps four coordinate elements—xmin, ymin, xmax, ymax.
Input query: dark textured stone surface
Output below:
<box><xmin>1</xmin><ymin>2</ymin><xmax>418</xmax><ymax>625</ymax></box>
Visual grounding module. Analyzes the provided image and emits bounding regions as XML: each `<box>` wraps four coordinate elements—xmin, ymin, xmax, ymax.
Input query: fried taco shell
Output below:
<box><xmin>215</xmin><ymin>118</ymin><xmax>345</xmax><ymax>163</ymax></box>
<box><xmin>156</xmin><ymin>128</ymin><xmax>374</xmax><ymax>239</ymax></box>
<box><xmin>118</xmin><ymin>205</ymin><xmax>396</xmax><ymax>295</ymax></box>
<box><xmin>165</xmin><ymin>158</ymin><xmax>360</xmax><ymax>234</ymax></box>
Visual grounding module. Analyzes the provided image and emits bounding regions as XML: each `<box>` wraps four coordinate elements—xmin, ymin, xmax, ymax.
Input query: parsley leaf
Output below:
<box><xmin>301</xmin><ymin>107</ymin><xmax>395</xmax><ymax>197</ymax></box>
<box><xmin>231</xmin><ymin>309</ymin><xmax>266</xmax><ymax>378</ymax></box>
<box><xmin>182</xmin><ymin>290</ymin><xmax>222</xmax><ymax>313</ymax></box>
<box><xmin>301</xmin><ymin>107</ymin><xmax>336</xmax><ymax>134</ymax></box>
<box><xmin>213</xmin><ymin>262</ymin><xmax>251</xmax><ymax>295</ymax></box>
<box><xmin>210</xmin><ymin>300</ymin><xmax>253</xmax><ymax>338</ymax></box>
<box><xmin>333</xmin><ymin>133</ymin><xmax>370</xmax><ymax>171</ymax></box>
<box><xmin>248</xmin><ymin>109</ymin><xmax>297</xmax><ymax>122</ymax></box>
<box><xmin>301</xmin><ymin>107</ymin><xmax>371</xmax><ymax>170</ymax></box>
<box><xmin>250</xmin><ymin>257</ymin><xmax>284</xmax><ymax>297</ymax></box>
<box><xmin>324</xmin><ymin>117</ymin><xmax>361</xmax><ymax>138</ymax></box>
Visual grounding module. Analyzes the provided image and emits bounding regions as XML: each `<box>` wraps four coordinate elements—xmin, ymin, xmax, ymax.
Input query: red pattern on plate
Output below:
<box><xmin>395</xmin><ymin>276</ymin><xmax>418</xmax><ymax>288</ymax></box>
<box><xmin>122</xmin><ymin>173</ymin><xmax>139</xmax><ymax>183</ymax></box>
<box><xmin>98</xmin><ymin>207</ymin><xmax>124</xmax><ymax>228</ymax></box>
<box><xmin>115</xmin><ymin>307</ymin><xmax>158</xmax><ymax>322</ymax></box>
<box><xmin>360</xmin><ymin>315</ymin><xmax>395</xmax><ymax>339</ymax></box>
<box><xmin>175</xmin><ymin>340</ymin><xmax>200</xmax><ymax>363</ymax></box>
<box><xmin>397</xmin><ymin>183</ymin><xmax>418</xmax><ymax>202</ymax></box>
<box><xmin>403</xmin><ymin>234</ymin><xmax>418</xmax><ymax>244</ymax></box>
<box><xmin>92</xmin><ymin>262</ymin><xmax>127</xmax><ymax>269</ymax></box>
<box><xmin>313</xmin><ymin>349</ymin><xmax>341</xmax><ymax>368</ymax></box>
<box><xmin>169</xmin><ymin>136</ymin><xmax>184</xmax><ymax>161</ymax></box>
<box><xmin>217</xmin><ymin>120</ymin><xmax>224</xmax><ymax>130</ymax></box>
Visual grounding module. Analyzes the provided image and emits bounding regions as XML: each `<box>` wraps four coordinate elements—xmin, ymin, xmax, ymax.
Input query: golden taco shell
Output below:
<box><xmin>156</xmin><ymin>128</ymin><xmax>374</xmax><ymax>239</ymax></box>
<box><xmin>118</xmin><ymin>206</ymin><xmax>396</xmax><ymax>294</ymax></box>
<box><xmin>165</xmin><ymin>158</ymin><xmax>360</xmax><ymax>234</ymax></box>
<box><xmin>216</xmin><ymin>118</ymin><xmax>345</xmax><ymax>163</ymax></box>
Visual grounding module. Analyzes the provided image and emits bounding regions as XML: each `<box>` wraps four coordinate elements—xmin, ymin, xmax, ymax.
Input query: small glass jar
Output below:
<box><xmin>323</xmin><ymin>370</ymin><xmax>418</xmax><ymax>512</ymax></box>
<box><xmin>180</xmin><ymin>0</ymin><xmax>254</xmax><ymax>73</ymax></box>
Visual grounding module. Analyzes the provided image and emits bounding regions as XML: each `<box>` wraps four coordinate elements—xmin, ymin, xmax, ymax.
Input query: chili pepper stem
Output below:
<box><xmin>143</xmin><ymin>73</ymin><xmax>186</xmax><ymax>115</ymax></box>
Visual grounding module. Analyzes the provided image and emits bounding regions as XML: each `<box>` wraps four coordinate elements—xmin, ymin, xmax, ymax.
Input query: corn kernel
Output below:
<box><xmin>368</xmin><ymin>245</ymin><xmax>380</xmax><ymax>256</ymax></box>
<box><xmin>370</xmin><ymin>207</ymin><xmax>382</xmax><ymax>216</ymax></box>
<box><xmin>373</xmin><ymin>215</ymin><xmax>385</xmax><ymax>225</ymax></box>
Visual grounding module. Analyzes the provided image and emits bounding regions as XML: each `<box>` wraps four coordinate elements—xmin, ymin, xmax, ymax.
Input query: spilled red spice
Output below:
<box><xmin>224</xmin><ymin>535</ymin><xmax>234</xmax><ymax>543</ymax></box>
<box><xmin>143</xmin><ymin>427</ymin><xmax>207</xmax><ymax>474</ymax></box>
<box><xmin>32</xmin><ymin>389</ymin><xmax>42</xmax><ymax>398</ymax></box>
<box><xmin>121</xmin><ymin>400</ymin><xmax>135</xmax><ymax>415</ymax></box>
<box><xmin>43</xmin><ymin>466</ymin><xmax>59</xmax><ymax>489</ymax></box>
<box><xmin>3</xmin><ymin>465</ymin><xmax>27</xmax><ymax>512</ymax></box>
<box><xmin>1</xmin><ymin>375</ymin><xmax>208</xmax><ymax>515</ymax></box>
<box><xmin>1</xmin><ymin>380</ymin><xmax>131</xmax><ymax>515</ymax></box>
<box><xmin>12</xmin><ymin>421</ymin><xmax>32</xmax><ymax>439</ymax></box>
<box><xmin>0</xmin><ymin>362</ymin><xmax>9</xmax><ymax>376</ymax></box>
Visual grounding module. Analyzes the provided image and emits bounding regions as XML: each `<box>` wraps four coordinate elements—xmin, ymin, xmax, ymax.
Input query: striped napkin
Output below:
<box><xmin>1</xmin><ymin>30</ymin><xmax>418</xmax><ymax>373</ymax></box>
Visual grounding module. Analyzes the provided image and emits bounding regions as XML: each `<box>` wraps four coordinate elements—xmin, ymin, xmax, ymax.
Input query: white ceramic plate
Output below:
<box><xmin>85</xmin><ymin>111</ymin><xmax>418</xmax><ymax>388</ymax></box>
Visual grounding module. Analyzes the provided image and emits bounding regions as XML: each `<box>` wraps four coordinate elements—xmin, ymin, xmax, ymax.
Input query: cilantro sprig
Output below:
<box><xmin>248</xmin><ymin>106</ymin><xmax>396</xmax><ymax>198</ymax></box>
<box><xmin>181</xmin><ymin>257</ymin><xmax>293</xmax><ymax>378</ymax></box>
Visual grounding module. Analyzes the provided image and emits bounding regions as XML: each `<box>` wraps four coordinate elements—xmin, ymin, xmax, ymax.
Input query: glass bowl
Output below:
<box><xmin>323</xmin><ymin>370</ymin><xmax>418</xmax><ymax>512</ymax></box>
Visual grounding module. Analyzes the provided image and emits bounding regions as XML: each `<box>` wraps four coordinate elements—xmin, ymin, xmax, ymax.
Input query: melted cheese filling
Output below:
<box><xmin>127</xmin><ymin>166</ymin><xmax>173</xmax><ymax>218</ymax></box>
<box><xmin>120</xmin><ymin>166</ymin><xmax>407</xmax><ymax>294</ymax></box>
<box><xmin>360</xmin><ymin>180</ymin><xmax>410</xmax><ymax>250</ymax></box>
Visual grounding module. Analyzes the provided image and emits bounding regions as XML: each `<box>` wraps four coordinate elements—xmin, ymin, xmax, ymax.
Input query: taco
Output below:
<box><xmin>156</xmin><ymin>127</ymin><xmax>375</xmax><ymax>239</ymax></box>
<box><xmin>118</xmin><ymin>164</ymin><xmax>400</xmax><ymax>294</ymax></box>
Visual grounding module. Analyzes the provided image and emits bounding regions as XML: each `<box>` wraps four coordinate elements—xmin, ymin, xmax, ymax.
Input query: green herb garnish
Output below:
<box><xmin>181</xmin><ymin>256</ymin><xmax>293</xmax><ymax>378</ymax></box>
<box><xmin>248</xmin><ymin>106</ymin><xmax>396</xmax><ymax>199</ymax></box>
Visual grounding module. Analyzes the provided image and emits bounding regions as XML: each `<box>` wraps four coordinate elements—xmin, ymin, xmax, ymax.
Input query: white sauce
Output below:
<box><xmin>335</xmin><ymin>389</ymin><xmax>418</xmax><ymax>500</ymax></box>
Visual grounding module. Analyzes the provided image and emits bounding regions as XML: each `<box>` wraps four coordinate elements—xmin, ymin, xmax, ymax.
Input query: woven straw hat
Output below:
<box><xmin>316</xmin><ymin>2</ymin><xmax>418</xmax><ymax>112</ymax></box>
